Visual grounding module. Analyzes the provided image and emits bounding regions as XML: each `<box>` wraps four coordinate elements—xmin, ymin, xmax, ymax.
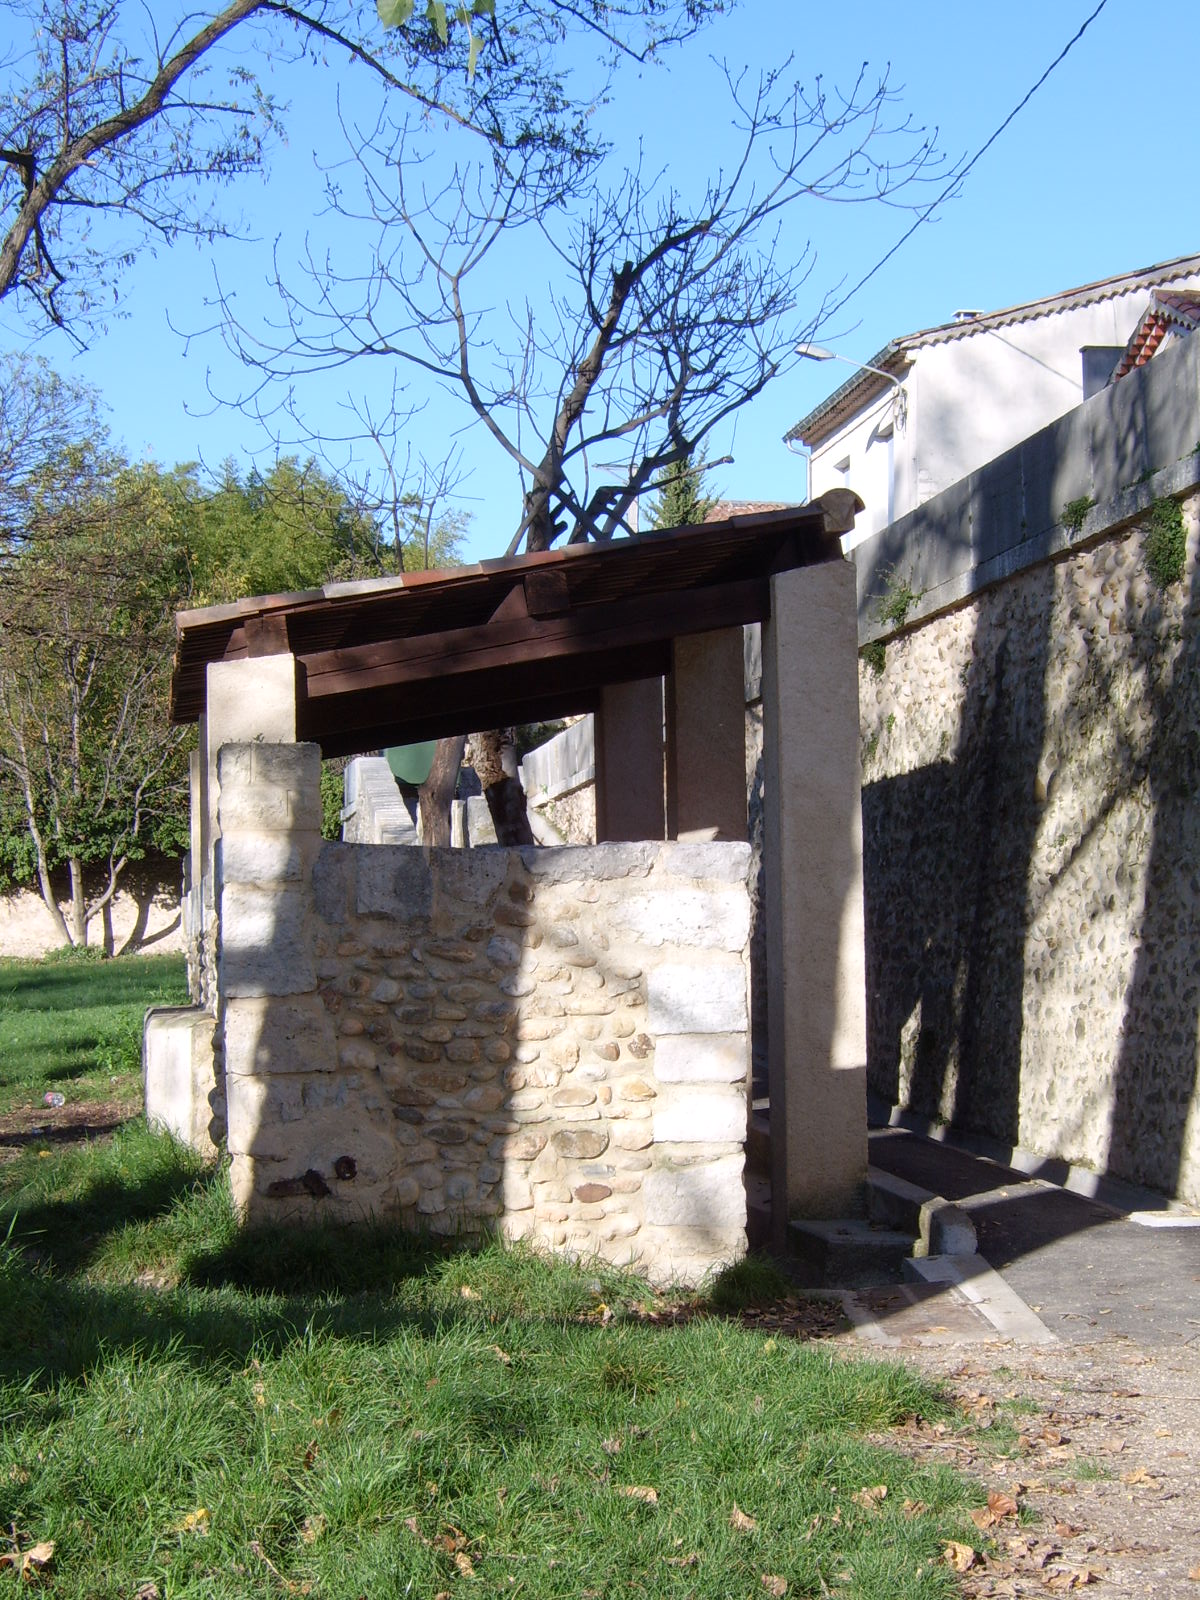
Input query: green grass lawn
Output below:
<box><xmin>0</xmin><ymin>958</ymin><xmax>991</xmax><ymax>1598</ymax></box>
<box><xmin>0</xmin><ymin>953</ymin><xmax>188</xmax><ymax>1115</ymax></box>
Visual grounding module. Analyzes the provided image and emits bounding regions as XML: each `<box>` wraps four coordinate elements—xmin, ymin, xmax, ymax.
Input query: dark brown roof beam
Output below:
<box><xmin>299</xmin><ymin>577</ymin><xmax>771</xmax><ymax>707</ymax></box>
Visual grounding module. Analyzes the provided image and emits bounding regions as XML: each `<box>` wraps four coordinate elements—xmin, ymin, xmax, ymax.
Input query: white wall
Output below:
<box><xmin>811</xmin><ymin>274</ymin><xmax>1200</xmax><ymax>548</ymax></box>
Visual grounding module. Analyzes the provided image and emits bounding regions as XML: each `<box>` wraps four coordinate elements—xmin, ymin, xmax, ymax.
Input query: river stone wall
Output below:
<box><xmin>860</xmin><ymin>486</ymin><xmax>1200</xmax><ymax>1205</ymax></box>
<box><xmin>216</xmin><ymin>741</ymin><xmax>753</xmax><ymax>1282</ymax></box>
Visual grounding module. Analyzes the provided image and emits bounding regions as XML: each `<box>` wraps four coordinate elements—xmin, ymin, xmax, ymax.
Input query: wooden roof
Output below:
<box><xmin>171</xmin><ymin>498</ymin><xmax>856</xmax><ymax>759</ymax></box>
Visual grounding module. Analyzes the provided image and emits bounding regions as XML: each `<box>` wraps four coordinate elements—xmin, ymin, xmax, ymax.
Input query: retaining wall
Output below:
<box><xmin>858</xmin><ymin>338</ymin><xmax>1200</xmax><ymax>1205</ymax></box>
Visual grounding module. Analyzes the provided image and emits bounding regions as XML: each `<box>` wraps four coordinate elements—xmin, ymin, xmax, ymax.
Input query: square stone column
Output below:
<box><xmin>216</xmin><ymin>741</ymin><xmax>331</xmax><ymax>1220</ymax></box>
<box><xmin>202</xmin><ymin>655</ymin><xmax>300</xmax><ymax>883</ymax></box>
<box><xmin>666</xmin><ymin>628</ymin><xmax>747</xmax><ymax>842</ymax></box>
<box><xmin>595</xmin><ymin>678</ymin><xmax>666</xmax><ymax>841</ymax></box>
<box><xmin>761</xmin><ymin>561</ymin><xmax>867</xmax><ymax>1232</ymax></box>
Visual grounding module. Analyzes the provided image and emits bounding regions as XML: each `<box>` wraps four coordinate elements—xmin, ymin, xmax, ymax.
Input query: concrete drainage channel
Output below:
<box><xmin>798</xmin><ymin>1168</ymin><xmax>1060</xmax><ymax>1347</ymax></box>
<box><xmin>745</xmin><ymin>1130</ymin><xmax>1061</xmax><ymax>1347</ymax></box>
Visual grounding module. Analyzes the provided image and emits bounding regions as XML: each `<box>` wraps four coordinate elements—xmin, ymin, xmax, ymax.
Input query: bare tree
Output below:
<box><xmin>212</xmin><ymin>55</ymin><xmax>946</xmax><ymax>840</ymax></box>
<box><xmin>0</xmin><ymin>0</ymin><xmax>728</xmax><ymax>341</ymax></box>
<box><xmin>219</xmin><ymin>60</ymin><xmax>944</xmax><ymax>555</ymax></box>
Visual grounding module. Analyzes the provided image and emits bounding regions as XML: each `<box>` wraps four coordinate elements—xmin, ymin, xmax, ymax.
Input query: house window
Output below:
<box><xmin>870</xmin><ymin>425</ymin><xmax>895</xmax><ymax>527</ymax></box>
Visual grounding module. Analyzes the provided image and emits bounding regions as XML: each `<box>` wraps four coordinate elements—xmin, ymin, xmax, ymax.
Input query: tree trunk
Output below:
<box><xmin>472</xmin><ymin>728</ymin><xmax>535</xmax><ymax>847</ymax></box>
<box><xmin>418</xmin><ymin>735</ymin><xmax>466</xmax><ymax>846</ymax></box>
<box><xmin>68</xmin><ymin>857</ymin><xmax>87</xmax><ymax>947</ymax></box>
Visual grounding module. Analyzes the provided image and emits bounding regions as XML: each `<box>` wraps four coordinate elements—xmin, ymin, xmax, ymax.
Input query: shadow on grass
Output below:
<box><xmin>3</xmin><ymin>1148</ymin><xmax>212</xmax><ymax>1277</ymax></box>
<box><xmin>0</xmin><ymin>1136</ymin><xmax>651</xmax><ymax>1390</ymax></box>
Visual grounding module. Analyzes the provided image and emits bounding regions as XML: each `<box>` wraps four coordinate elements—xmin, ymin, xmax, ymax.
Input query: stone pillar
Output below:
<box><xmin>666</xmin><ymin>629</ymin><xmax>747</xmax><ymax>842</ymax></box>
<box><xmin>595</xmin><ymin>677</ymin><xmax>665</xmax><ymax>841</ymax></box>
<box><xmin>216</xmin><ymin>741</ymin><xmax>335</xmax><ymax>1220</ymax></box>
<box><xmin>203</xmin><ymin>654</ymin><xmax>300</xmax><ymax>880</ymax></box>
<box><xmin>761</xmin><ymin>561</ymin><xmax>867</xmax><ymax>1232</ymax></box>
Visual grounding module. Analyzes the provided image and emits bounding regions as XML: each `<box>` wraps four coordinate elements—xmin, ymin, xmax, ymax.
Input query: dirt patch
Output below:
<box><xmin>0</xmin><ymin>1098</ymin><xmax>139</xmax><ymax>1162</ymax></box>
<box><xmin>874</xmin><ymin>1339</ymin><xmax>1200</xmax><ymax>1599</ymax></box>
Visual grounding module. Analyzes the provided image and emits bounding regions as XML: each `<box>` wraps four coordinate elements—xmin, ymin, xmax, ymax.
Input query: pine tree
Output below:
<box><xmin>647</xmin><ymin>452</ymin><xmax>716</xmax><ymax>530</ymax></box>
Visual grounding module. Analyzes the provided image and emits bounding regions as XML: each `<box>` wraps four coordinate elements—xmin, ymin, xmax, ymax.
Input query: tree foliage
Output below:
<box><xmin>0</xmin><ymin>354</ymin><xmax>458</xmax><ymax>943</ymax></box>
<box><xmin>1</xmin><ymin>0</ymin><xmax>727</xmax><ymax>340</ymax></box>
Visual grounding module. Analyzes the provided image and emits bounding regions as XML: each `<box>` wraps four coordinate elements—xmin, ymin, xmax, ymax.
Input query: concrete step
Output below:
<box><xmin>786</xmin><ymin>1217</ymin><xmax>915</xmax><ymax>1288</ymax></box>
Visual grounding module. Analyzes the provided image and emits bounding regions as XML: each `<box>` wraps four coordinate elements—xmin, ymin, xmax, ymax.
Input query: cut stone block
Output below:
<box><xmin>354</xmin><ymin>847</ymin><xmax>433</xmax><ymax>920</ymax></box>
<box><xmin>143</xmin><ymin>1006</ymin><xmax>219</xmax><ymax>1157</ymax></box>
<box><xmin>643</xmin><ymin>1151</ymin><xmax>746</xmax><ymax>1228</ymax></box>
<box><xmin>223</xmin><ymin>994</ymin><xmax>338</xmax><ymax>1075</ymax></box>
<box><xmin>618</xmin><ymin>889</ymin><xmax>750</xmax><ymax>952</ymax></box>
<box><xmin>653</xmin><ymin>1085</ymin><xmax>748</xmax><ymax>1144</ymax></box>
<box><xmin>219</xmin><ymin>884</ymin><xmax>317</xmax><ymax>996</ymax></box>
<box><xmin>655</xmin><ymin>1034</ymin><xmax>748</xmax><ymax>1084</ymax></box>
<box><xmin>647</xmin><ymin>964</ymin><xmax>748</xmax><ymax>1034</ymax></box>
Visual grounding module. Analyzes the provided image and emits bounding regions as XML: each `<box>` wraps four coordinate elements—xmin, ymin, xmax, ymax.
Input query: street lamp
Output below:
<box><xmin>793</xmin><ymin>339</ymin><xmax>908</xmax><ymax>395</ymax></box>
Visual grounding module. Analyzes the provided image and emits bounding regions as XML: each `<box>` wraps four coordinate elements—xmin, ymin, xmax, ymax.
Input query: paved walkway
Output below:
<box><xmin>837</xmin><ymin>1128</ymin><xmax>1200</xmax><ymax>1349</ymax></box>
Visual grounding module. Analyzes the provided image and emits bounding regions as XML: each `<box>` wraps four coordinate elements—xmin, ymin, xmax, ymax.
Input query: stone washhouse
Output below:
<box><xmin>145</xmin><ymin>501</ymin><xmax>869</xmax><ymax>1283</ymax></box>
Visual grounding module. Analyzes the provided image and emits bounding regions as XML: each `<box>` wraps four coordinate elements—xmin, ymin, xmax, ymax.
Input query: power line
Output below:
<box><xmin>828</xmin><ymin>0</ymin><xmax>1110</xmax><ymax>322</ymax></box>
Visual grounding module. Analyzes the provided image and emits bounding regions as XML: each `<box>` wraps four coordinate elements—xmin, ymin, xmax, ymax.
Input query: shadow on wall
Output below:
<box><xmin>215</xmin><ymin>743</ymin><xmax>755</xmax><ymax>1285</ymax></box>
<box><xmin>862</xmin><ymin>505</ymin><xmax>1200</xmax><ymax>1203</ymax></box>
<box><xmin>0</xmin><ymin>861</ymin><xmax>184</xmax><ymax>959</ymax></box>
<box><xmin>1107</xmin><ymin>516</ymin><xmax>1200</xmax><ymax>1195</ymax></box>
<box><xmin>863</xmin><ymin>564</ymin><xmax>1053</xmax><ymax>1151</ymax></box>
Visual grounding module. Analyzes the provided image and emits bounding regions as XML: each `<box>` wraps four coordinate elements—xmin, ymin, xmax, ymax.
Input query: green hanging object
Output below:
<box><xmin>385</xmin><ymin>742</ymin><xmax>438</xmax><ymax>786</ymax></box>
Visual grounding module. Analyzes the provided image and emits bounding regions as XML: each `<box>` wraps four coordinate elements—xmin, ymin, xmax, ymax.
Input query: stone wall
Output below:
<box><xmin>216</xmin><ymin>742</ymin><xmax>753</xmax><ymax>1282</ymax></box>
<box><xmin>860</xmin><ymin>484</ymin><xmax>1200</xmax><ymax>1205</ymax></box>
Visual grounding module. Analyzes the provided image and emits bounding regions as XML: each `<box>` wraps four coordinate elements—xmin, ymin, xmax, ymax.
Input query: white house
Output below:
<box><xmin>786</xmin><ymin>251</ymin><xmax>1200</xmax><ymax>547</ymax></box>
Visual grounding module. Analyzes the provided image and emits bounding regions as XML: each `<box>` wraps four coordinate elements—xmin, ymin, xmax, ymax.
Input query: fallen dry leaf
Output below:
<box><xmin>601</xmin><ymin>1437</ymin><xmax>622</xmax><ymax>1455</ymax></box>
<box><xmin>459</xmin><ymin>1285</ymin><xmax>480</xmax><ymax>1300</ymax></box>
<box><xmin>666</xmin><ymin>1553</ymin><xmax>700</xmax><ymax>1569</ymax></box>
<box><xmin>761</xmin><ymin>1576</ymin><xmax>787</xmax><ymax>1597</ymax></box>
<box><xmin>299</xmin><ymin>1515</ymin><xmax>326</xmax><ymax>1545</ymax></box>
<box><xmin>432</xmin><ymin>1526</ymin><xmax>468</xmax><ymax>1554</ymax></box>
<box><xmin>729</xmin><ymin>1505</ymin><xmax>758</xmax><ymax>1532</ymax></box>
<box><xmin>453</xmin><ymin>1551</ymin><xmax>476</xmax><ymax>1579</ymax></box>
<box><xmin>1044</xmin><ymin>1567</ymin><xmax>1102</xmax><ymax>1590</ymax></box>
<box><xmin>488</xmin><ymin>1345</ymin><xmax>512</xmax><ymax>1365</ymax></box>
<box><xmin>0</xmin><ymin>1541</ymin><xmax>55</xmax><ymax>1580</ymax></box>
<box><xmin>1055</xmin><ymin>1522</ymin><xmax>1084</xmax><ymax>1538</ymax></box>
<box><xmin>1120</xmin><ymin>1467</ymin><xmax>1158</xmax><ymax>1487</ymax></box>
<box><xmin>851</xmin><ymin>1485</ymin><xmax>887</xmax><ymax>1512</ymax></box>
<box><xmin>133</xmin><ymin>1584</ymin><xmax>161</xmax><ymax>1600</ymax></box>
<box><xmin>943</xmin><ymin>1541</ymin><xmax>979</xmax><ymax>1574</ymax></box>
<box><xmin>170</xmin><ymin>1508</ymin><xmax>210</xmax><ymax>1536</ymax></box>
<box><xmin>971</xmin><ymin>1489</ymin><xmax>1021</xmax><ymax>1529</ymax></box>
<box><xmin>1188</xmin><ymin>1562</ymin><xmax>1200</xmax><ymax>1582</ymax></box>
<box><xmin>617</xmin><ymin>1485</ymin><xmax>658</xmax><ymax>1505</ymax></box>
<box><xmin>302</xmin><ymin>1439</ymin><xmax>319</xmax><ymax>1470</ymax></box>
<box><xmin>901</xmin><ymin>1499</ymin><xmax>929</xmax><ymax>1518</ymax></box>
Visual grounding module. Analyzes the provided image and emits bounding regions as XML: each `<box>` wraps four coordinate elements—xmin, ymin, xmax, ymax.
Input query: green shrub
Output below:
<box><xmin>1061</xmin><ymin>495</ymin><xmax>1095</xmax><ymax>533</ymax></box>
<box><xmin>874</xmin><ymin>569</ymin><xmax>923</xmax><ymax>630</ymax></box>
<box><xmin>1144</xmin><ymin>495</ymin><xmax>1187</xmax><ymax>589</ymax></box>
<box><xmin>860</xmin><ymin>640</ymin><xmax>887</xmax><ymax>677</ymax></box>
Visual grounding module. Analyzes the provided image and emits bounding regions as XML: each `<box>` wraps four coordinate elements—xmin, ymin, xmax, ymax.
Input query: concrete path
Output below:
<box><xmin>838</xmin><ymin>1128</ymin><xmax>1200</xmax><ymax>1349</ymax></box>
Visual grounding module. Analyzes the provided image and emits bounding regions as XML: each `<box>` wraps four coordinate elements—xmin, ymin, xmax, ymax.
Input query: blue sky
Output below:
<box><xmin>2</xmin><ymin>0</ymin><xmax>1192</xmax><ymax>564</ymax></box>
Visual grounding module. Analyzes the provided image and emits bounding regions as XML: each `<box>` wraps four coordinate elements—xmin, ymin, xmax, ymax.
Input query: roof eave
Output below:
<box><xmin>783</xmin><ymin>343</ymin><xmax>911</xmax><ymax>448</ymax></box>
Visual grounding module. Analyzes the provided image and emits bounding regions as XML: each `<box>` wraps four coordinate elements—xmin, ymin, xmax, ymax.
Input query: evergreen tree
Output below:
<box><xmin>647</xmin><ymin>452</ymin><xmax>716</xmax><ymax>531</ymax></box>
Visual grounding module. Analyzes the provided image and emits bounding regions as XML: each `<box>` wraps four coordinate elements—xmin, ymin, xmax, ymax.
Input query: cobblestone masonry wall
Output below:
<box><xmin>216</xmin><ymin>742</ymin><xmax>753</xmax><ymax>1282</ymax></box>
<box><xmin>860</xmin><ymin>490</ymin><xmax>1200</xmax><ymax>1205</ymax></box>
